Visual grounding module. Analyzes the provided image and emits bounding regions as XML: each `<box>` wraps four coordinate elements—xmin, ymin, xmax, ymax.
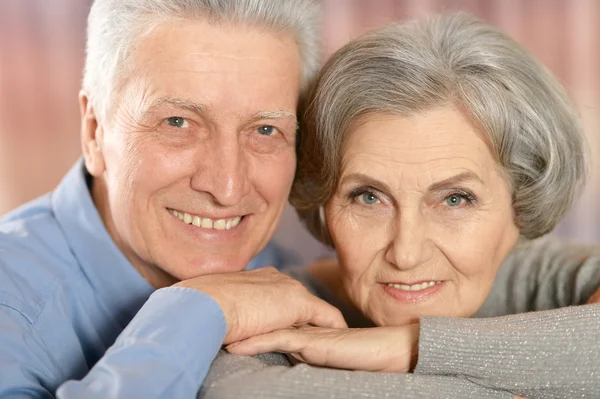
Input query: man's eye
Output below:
<box><xmin>257</xmin><ymin>125</ymin><xmax>277</xmax><ymax>136</ymax></box>
<box><xmin>166</xmin><ymin>117</ymin><xmax>189</xmax><ymax>128</ymax></box>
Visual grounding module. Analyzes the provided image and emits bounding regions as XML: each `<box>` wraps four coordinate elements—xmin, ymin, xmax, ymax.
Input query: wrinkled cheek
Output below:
<box><xmin>258</xmin><ymin>158</ymin><xmax>296</xmax><ymax>206</ymax></box>
<box><xmin>458</xmin><ymin>274</ymin><xmax>495</xmax><ymax>316</ymax></box>
<box><xmin>343</xmin><ymin>271</ymin><xmax>370</xmax><ymax>309</ymax></box>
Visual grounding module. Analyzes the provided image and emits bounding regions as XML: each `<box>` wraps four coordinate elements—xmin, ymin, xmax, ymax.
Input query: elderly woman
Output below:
<box><xmin>199</xmin><ymin>13</ymin><xmax>600</xmax><ymax>399</ymax></box>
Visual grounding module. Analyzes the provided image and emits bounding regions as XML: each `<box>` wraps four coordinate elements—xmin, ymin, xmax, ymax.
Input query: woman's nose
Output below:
<box><xmin>384</xmin><ymin>209</ymin><xmax>434</xmax><ymax>270</ymax></box>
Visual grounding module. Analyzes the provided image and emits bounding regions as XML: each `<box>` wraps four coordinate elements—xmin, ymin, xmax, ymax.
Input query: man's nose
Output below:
<box><xmin>190</xmin><ymin>133</ymin><xmax>250</xmax><ymax>207</ymax></box>
<box><xmin>385</xmin><ymin>208</ymin><xmax>434</xmax><ymax>271</ymax></box>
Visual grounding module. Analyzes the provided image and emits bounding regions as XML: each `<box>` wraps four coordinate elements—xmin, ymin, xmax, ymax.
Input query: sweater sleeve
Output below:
<box><xmin>416</xmin><ymin>238</ymin><xmax>600</xmax><ymax>399</ymax></box>
<box><xmin>415</xmin><ymin>304</ymin><xmax>600</xmax><ymax>399</ymax></box>
<box><xmin>198</xmin><ymin>350</ymin><xmax>511</xmax><ymax>399</ymax></box>
<box><xmin>476</xmin><ymin>237</ymin><xmax>600</xmax><ymax>317</ymax></box>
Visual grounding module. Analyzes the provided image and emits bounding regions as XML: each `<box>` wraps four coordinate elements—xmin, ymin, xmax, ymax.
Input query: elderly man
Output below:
<box><xmin>0</xmin><ymin>0</ymin><xmax>346</xmax><ymax>397</ymax></box>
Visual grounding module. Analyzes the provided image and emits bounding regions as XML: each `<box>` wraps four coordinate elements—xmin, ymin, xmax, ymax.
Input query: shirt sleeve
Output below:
<box><xmin>198</xmin><ymin>350</ymin><xmax>511</xmax><ymax>399</ymax></box>
<box><xmin>57</xmin><ymin>287</ymin><xmax>226</xmax><ymax>398</ymax></box>
<box><xmin>0</xmin><ymin>287</ymin><xmax>226</xmax><ymax>398</ymax></box>
<box><xmin>415</xmin><ymin>304</ymin><xmax>600</xmax><ymax>399</ymax></box>
<box><xmin>0</xmin><ymin>301</ymin><xmax>59</xmax><ymax>398</ymax></box>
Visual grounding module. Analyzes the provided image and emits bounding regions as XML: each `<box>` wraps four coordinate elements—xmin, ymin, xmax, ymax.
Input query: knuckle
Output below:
<box><xmin>287</xmin><ymin>278</ymin><xmax>306</xmax><ymax>290</ymax></box>
<box><xmin>259</xmin><ymin>266</ymin><xmax>277</xmax><ymax>274</ymax></box>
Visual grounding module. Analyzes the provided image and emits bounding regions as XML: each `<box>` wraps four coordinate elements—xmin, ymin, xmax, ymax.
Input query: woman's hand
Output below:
<box><xmin>586</xmin><ymin>286</ymin><xmax>600</xmax><ymax>304</ymax></box>
<box><xmin>226</xmin><ymin>324</ymin><xmax>420</xmax><ymax>373</ymax></box>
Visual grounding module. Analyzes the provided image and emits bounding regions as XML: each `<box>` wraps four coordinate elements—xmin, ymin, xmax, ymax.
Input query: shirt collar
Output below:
<box><xmin>51</xmin><ymin>159</ymin><xmax>154</xmax><ymax>327</ymax></box>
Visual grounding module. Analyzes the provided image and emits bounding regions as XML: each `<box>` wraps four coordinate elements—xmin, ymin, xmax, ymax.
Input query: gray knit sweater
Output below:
<box><xmin>199</xmin><ymin>237</ymin><xmax>600</xmax><ymax>399</ymax></box>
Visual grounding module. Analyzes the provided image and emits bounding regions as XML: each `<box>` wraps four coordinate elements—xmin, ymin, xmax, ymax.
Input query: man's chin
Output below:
<box><xmin>170</xmin><ymin>256</ymin><xmax>253</xmax><ymax>280</ymax></box>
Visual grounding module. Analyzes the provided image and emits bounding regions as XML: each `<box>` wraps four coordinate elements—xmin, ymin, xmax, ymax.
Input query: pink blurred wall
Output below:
<box><xmin>1</xmin><ymin>0</ymin><xmax>599</xmax><ymax>263</ymax></box>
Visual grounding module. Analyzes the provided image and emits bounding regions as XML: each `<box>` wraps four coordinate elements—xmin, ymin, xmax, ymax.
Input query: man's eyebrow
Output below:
<box><xmin>250</xmin><ymin>110</ymin><xmax>297</xmax><ymax>123</ymax></box>
<box><xmin>428</xmin><ymin>171</ymin><xmax>484</xmax><ymax>191</ymax></box>
<box><xmin>142</xmin><ymin>98</ymin><xmax>207</xmax><ymax>117</ymax></box>
<box><xmin>140</xmin><ymin>100</ymin><xmax>296</xmax><ymax>125</ymax></box>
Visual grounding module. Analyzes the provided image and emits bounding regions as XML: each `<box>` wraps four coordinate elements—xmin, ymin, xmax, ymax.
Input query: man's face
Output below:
<box><xmin>84</xmin><ymin>20</ymin><xmax>301</xmax><ymax>286</ymax></box>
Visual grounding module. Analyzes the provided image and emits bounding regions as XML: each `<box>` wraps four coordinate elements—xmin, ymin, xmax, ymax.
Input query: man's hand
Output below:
<box><xmin>226</xmin><ymin>324</ymin><xmax>420</xmax><ymax>373</ymax></box>
<box><xmin>174</xmin><ymin>267</ymin><xmax>347</xmax><ymax>344</ymax></box>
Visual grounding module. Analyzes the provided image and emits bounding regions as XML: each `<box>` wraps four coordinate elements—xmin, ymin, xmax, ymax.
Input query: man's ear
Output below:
<box><xmin>79</xmin><ymin>91</ymin><xmax>105</xmax><ymax>177</ymax></box>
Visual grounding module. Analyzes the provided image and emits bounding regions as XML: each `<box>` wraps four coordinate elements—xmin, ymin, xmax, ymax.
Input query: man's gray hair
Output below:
<box><xmin>292</xmin><ymin>13</ymin><xmax>587</xmax><ymax>244</ymax></box>
<box><xmin>84</xmin><ymin>0</ymin><xmax>321</xmax><ymax>120</ymax></box>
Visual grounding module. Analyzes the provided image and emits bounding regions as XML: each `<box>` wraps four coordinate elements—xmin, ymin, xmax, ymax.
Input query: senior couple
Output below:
<box><xmin>0</xmin><ymin>0</ymin><xmax>598</xmax><ymax>398</ymax></box>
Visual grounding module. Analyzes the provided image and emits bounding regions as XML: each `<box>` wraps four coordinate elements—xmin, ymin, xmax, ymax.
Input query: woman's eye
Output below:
<box><xmin>257</xmin><ymin>125</ymin><xmax>277</xmax><ymax>136</ymax></box>
<box><xmin>166</xmin><ymin>117</ymin><xmax>189</xmax><ymax>128</ymax></box>
<box><xmin>358</xmin><ymin>192</ymin><xmax>380</xmax><ymax>205</ymax></box>
<box><xmin>444</xmin><ymin>194</ymin><xmax>466</xmax><ymax>207</ymax></box>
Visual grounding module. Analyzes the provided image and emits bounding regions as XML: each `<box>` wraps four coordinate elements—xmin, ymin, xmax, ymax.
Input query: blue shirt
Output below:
<box><xmin>0</xmin><ymin>161</ymin><xmax>292</xmax><ymax>398</ymax></box>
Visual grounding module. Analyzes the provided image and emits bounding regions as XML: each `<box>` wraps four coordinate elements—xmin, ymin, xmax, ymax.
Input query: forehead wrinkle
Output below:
<box><xmin>187</xmin><ymin>51</ymin><xmax>275</xmax><ymax>62</ymax></box>
<box><xmin>344</xmin><ymin>148</ymin><xmax>486</xmax><ymax>175</ymax></box>
<box><xmin>350</xmin><ymin>134</ymin><xmax>479</xmax><ymax>157</ymax></box>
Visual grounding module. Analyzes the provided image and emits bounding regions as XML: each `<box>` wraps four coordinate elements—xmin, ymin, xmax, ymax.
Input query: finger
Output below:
<box><xmin>299</xmin><ymin>296</ymin><xmax>348</xmax><ymax>329</ymax></box>
<box><xmin>586</xmin><ymin>289</ymin><xmax>600</xmax><ymax>304</ymax></box>
<box><xmin>226</xmin><ymin>329</ymin><xmax>307</xmax><ymax>356</ymax></box>
<box><xmin>286</xmin><ymin>352</ymin><xmax>306</xmax><ymax>365</ymax></box>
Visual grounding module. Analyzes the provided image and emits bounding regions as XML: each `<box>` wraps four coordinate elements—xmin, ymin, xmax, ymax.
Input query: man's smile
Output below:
<box><xmin>167</xmin><ymin>208</ymin><xmax>243</xmax><ymax>230</ymax></box>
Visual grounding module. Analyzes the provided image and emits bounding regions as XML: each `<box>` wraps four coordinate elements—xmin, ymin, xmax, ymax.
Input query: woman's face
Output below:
<box><xmin>326</xmin><ymin>107</ymin><xmax>519</xmax><ymax>327</ymax></box>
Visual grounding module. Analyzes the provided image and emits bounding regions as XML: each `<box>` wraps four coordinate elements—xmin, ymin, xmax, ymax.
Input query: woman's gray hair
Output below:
<box><xmin>291</xmin><ymin>13</ymin><xmax>587</xmax><ymax>245</ymax></box>
<box><xmin>84</xmin><ymin>0</ymin><xmax>321</xmax><ymax>120</ymax></box>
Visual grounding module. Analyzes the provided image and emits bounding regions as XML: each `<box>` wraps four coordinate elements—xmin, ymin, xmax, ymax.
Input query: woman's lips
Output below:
<box><xmin>381</xmin><ymin>280</ymin><xmax>445</xmax><ymax>302</ymax></box>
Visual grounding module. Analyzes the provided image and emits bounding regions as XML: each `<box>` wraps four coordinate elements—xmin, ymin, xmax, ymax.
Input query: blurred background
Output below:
<box><xmin>0</xmin><ymin>0</ymin><xmax>598</xmax><ymax>264</ymax></box>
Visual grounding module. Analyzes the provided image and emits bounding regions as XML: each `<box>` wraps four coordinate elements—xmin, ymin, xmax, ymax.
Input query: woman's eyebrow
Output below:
<box><xmin>139</xmin><ymin>99</ymin><xmax>297</xmax><ymax>126</ymax></box>
<box><xmin>339</xmin><ymin>173</ymin><xmax>391</xmax><ymax>193</ymax></box>
<box><xmin>428</xmin><ymin>171</ymin><xmax>484</xmax><ymax>191</ymax></box>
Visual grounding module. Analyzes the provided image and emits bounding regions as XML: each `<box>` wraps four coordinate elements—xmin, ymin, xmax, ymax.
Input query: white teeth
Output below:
<box><xmin>213</xmin><ymin>219</ymin><xmax>226</xmax><ymax>230</ymax></box>
<box><xmin>387</xmin><ymin>281</ymin><xmax>438</xmax><ymax>291</ymax></box>
<box><xmin>169</xmin><ymin>208</ymin><xmax>242</xmax><ymax>231</ymax></box>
